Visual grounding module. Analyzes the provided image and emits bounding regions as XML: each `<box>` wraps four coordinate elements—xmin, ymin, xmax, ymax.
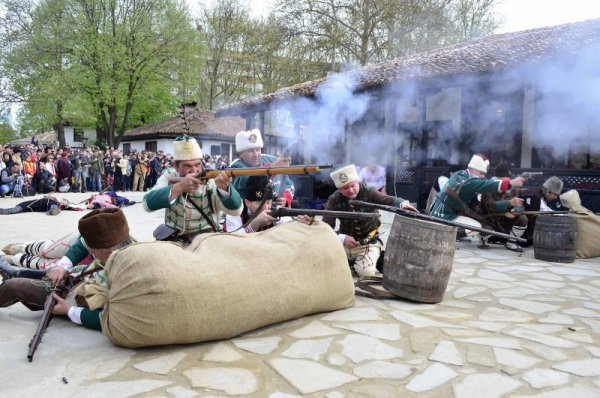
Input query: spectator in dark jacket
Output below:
<box><xmin>56</xmin><ymin>152</ymin><xmax>72</xmax><ymax>190</ymax></box>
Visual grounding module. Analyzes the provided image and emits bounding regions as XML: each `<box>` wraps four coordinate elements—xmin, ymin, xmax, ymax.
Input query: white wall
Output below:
<box><xmin>120</xmin><ymin>138</ymin><xmax>233</xmax><ymax>160</ymax></box>
<box><xmin>63</xmin><ymin>126</ymin><xmax>96</xmax><ymax>148</ymax></box>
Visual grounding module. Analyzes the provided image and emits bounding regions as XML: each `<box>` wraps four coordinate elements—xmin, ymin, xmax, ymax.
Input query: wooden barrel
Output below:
<box><xmin>382</xmin><ymin>215</ymin><xmax>456</xmax><ymax>303</ymax></box>
<box><xmin>533</xmin><ymin>214</ymin><xmax>577</xmax><ymax>263</ymax></box>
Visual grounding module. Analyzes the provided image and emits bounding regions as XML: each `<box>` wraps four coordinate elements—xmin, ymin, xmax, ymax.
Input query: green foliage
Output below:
<box><xmin>0</xmin><ymin>121</ymin><xmax>18</xmax><ymax>144</ymax></box>
<box><xmin>0</xmin><ymin>0</ymin><xmax>501</xmax><ymax>138</ymax></box>
<box><xmin>1</xmin><ymin>0</ymin><xmax>202</xmax><ymax>147</ymax></box>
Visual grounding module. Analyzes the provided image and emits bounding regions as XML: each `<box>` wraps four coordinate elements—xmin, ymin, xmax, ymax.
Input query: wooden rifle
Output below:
<box><xmin>519</xmin><ymin>171</ymin><xmax>544</xmax><ymax>179</ymax></box>
<box><xmin>483</xmin><ymin>210</ymin><xmax>570</xmax><ymax>218</ymax></box>
<box><xmin>27</xmin><ymin>285</ymin><xmax>66</xmax><ymax>362</ymax></box>
<box><xmin>27</xmin><ymin>268</ymin><xmax>95</xmax><ymax>361</ymax></box>
<box><xmin>349</xmin><ymin>200</ymin><xmax>527</xmax><ymax>243</ymax></box>
<box><xmin>269</xmin><ymin>207</ymin><xmax>380</xmax><ymax>220</ymax></box>
<box><xmin>168</xmin><ymin>164</ymin><xmax>332</xmax><ymax>184</ymax></box>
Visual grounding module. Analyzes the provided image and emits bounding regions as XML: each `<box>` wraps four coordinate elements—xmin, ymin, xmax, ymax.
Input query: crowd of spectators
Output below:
<box><xmin>0</xmin><ymin>140</ymin><xmax>231</xmax><ymax>198</ymax></box>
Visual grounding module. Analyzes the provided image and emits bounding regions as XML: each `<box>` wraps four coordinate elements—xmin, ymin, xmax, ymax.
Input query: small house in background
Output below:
<box><xmin>216</xmin><ymin>18</ymin><xmax>600</xmax><ymax>211</ymax></box>
<box><xmin>12</xmin><ymin>126</ymin><xmax>96</xmax><ymax>149</ymax></box>
<box><xmin>120</xmin><ymin>104</ymin><xmax>244</xmax><ymax>161</ymax></box>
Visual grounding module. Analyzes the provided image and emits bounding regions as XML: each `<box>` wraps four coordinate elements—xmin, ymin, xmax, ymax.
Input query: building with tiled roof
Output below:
<box><xmin>12</xmin><ymin>128</ymin><xmax>96</xmax><ymax>149</ymax></box>
<box><xmin>215</xmin><ymin>18</ymin><xmax>600</xmax><ymax>210</ymax></box>
<box><xmin>120</xmin><ymin>104</ymin><xmax>245</xmax><ymax>160</ymax></box>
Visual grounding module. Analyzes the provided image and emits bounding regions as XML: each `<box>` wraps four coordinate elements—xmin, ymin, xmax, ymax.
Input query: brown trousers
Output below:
<box><xmin>0</xmin><ymin>279</ymin><xmax>49</xmax><ymax>311</ymax></box>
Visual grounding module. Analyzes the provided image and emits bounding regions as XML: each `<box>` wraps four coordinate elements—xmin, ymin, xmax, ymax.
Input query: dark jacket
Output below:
<box><xmin>323</xmin><ymin>183</ymin><xmax>405</xmax><ymax>241</ymax></box>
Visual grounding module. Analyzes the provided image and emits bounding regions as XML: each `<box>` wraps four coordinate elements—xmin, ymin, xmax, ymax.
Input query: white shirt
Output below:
<box><xmin>358</xmin><ymin>166</ymin><xmax>386</xmax><ymax>190</ymax></box>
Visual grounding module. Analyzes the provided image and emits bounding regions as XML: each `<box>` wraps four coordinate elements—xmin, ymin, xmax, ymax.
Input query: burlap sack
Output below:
<box><xmin>560</xmin><ymin>189</ymin><xmax>600</xmax><ymax>259</ymax></box>
<box><xmin>101</xmin><ymin>221</ymin><xmax>354</xmax><ymax>348</ymax></box>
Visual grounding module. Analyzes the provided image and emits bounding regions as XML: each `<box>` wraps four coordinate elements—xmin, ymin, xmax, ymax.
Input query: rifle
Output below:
<box><xmin>483</xmin><ymin>210</ymin><xmax>570</xmax><ymax>218</ymax></box>
<box><xmin>349</xmin><ymin>200</ymin><xmax>527</xmax><ymax>243</ymax></box>
<box><xmin>28</xmin><ymin>286</ymin><xmax>63</xmax><ymax>362</ymax></box>
<box><xmin>269</xmin><ymin>207</ymin><xmax>380</xmax><ymax>220</ymax></box>
<box><xmin>168</xmin><ymin>164</ymin><xmax>332</xmax><ymax>184</ymax></box>
<box><xmin>519</xmin><ymin>171</ymin><xmax>543</xmax><ymax>179</ymax></box>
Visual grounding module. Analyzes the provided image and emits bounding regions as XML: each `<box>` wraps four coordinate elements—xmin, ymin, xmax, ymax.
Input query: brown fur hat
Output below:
<box><xmin>78</xmin><ymin>208</ymin><xmax>129</xmax><ymax>249</ymax></box>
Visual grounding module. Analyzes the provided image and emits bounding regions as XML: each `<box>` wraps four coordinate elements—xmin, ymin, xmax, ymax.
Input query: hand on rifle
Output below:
<box><xmin>250</xmin><ymin>209</ymin><xmax>277</xmax><ymax>230</ymax></box>
<box><xmin>47</xmin><ymin>266</ymin><xmax>68</xmax><ymax>287</ymax></box>
<box><xmin>274</xmin><ymin>197</ymin><xmax>287</xmax><ymax>207</ymax></box>
<box><xmin>50</xmin><ymin>293</ymin><xmax>70</xmax><ymax>316</ymax></box>
<box><xmin>344</xmin><ymin>235</ymin><xmax>360</xmax><ymax>249</ymax></box>
<box><xmin>400</xmin><ymin>201</ymin><xmax>419</xmax><ymax>213</ymax></box>
<box><xmin>271</xmin><ymin>155</ymin><xmax>291</xmax><ymax>167</ymax></box>
<box><xmin>509</xmin><ymin>177</ymin><xmax>525</xmax><ymax>188</ymax></box>
<box><xmin>214</xmin><ymin>171</ymin><xmax>233</xmax><ymax>191</ymax></box>
<box><xmin>172</xmin><ymin>174</ymin><xmax>203</xmax><ymax>198</ymax></box>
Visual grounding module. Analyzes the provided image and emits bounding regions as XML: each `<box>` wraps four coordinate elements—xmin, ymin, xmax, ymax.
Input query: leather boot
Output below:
<box><xmin>0</xmin><ymin>256</ymin><xmax>19</xmax><ymax>279</ymax></box>
<box><xmin>505</xmin><ymin>225</ymin><xmax>526</xmax><ymax>253</ymax></box>
<box><xmin>477</xmin><ymin>235</ymin><xmax>490</xmax><ymax>249</ymax></box>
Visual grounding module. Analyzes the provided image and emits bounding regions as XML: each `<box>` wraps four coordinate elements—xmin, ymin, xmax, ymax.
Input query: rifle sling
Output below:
<box><xmin>440</xmin><ymin>186</ymin><xmax>488</xmax><ymax>226</ymax></box>
<box><xmin>187</xmin><ymin>197</ymin><xmax>219</xmax><ymax>233</ymax></box>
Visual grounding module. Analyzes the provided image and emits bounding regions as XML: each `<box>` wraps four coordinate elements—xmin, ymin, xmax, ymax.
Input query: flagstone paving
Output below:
<box><xmin>1</xmin><ymin>192</ymin><xmax>599</xmax><ymax>397</ymax></box>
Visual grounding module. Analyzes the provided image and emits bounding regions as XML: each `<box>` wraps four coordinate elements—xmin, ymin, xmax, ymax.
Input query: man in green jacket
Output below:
<box><xmin>0</xmin><ymin>208</ymin><xmax>131</xmax><ymax>331</ymax></box>
<box><xmin>430</xmin><ymin>153</ymin><xmax>525</xmax><ymax>248</ymax></box>
<box><xmin>143</xmin><ymin>135</ymin><xmax>242</xmax><ymax>243</ymax></box>
<box><xmin>229</xmin><ymin>129</ymin><xmax>295</xmax><ymax>207</ymax></box>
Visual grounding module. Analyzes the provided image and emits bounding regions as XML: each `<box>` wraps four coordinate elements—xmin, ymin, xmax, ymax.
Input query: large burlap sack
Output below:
<box><xmin>560</xmin><ymin>189</ymin><xmax>600</xmax><ymax>259</ymax></box>
<box><xmin>101</xmin><ymin>221</ymin><xmax>354</xmax><ymax>348</ymax></box>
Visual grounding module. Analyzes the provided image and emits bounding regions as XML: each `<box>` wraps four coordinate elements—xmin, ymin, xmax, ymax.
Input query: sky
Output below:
<box><xmin>188</xmin><ymin>0</ymin><xmax>600</xmax><ymax>33</ymax></box>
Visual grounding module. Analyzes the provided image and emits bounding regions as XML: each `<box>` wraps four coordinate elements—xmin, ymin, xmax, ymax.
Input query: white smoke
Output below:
<box><xmin>269</xmin><ymin>39</ymin><xmax>600</xmax><ymax>171</ymax></box>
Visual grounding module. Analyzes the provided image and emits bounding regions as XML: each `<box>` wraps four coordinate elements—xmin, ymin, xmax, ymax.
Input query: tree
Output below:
<box><xmin>273</xmin><ymin>0</ymin><xmax>501</xmax><ymax>66</ymax></box>
<box><xmin>198</xmin><ymin>0</ymin><xmax>254</xmax><ymax>110</ymax></box>
<box><xmin>1</xmin><ymin>0</ymin><xmax>202</xmax><ymax>148</ymax></box>
<box><xmin>68</xmin><ymin>0</ymin><xmax>201</xmax><ymax>148</ymax></box>
<box><xmin>0</xmin><ymin>120</ymin><xmax>18</xmax><ymax>144</ymax></box>
<box><xmin>1</xmin><ymin>0</ymin><xmax>74</xmax><ymax>145</ymax></box>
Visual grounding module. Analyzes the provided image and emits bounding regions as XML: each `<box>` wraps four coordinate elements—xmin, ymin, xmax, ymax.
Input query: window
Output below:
<box><xmin>74</xmin><ymin>128</ymin><xmax>84</xmax><ymax>142</ymax></box>
<box><xmin>122</xmin><ymin>143</ymin><xmax>131</xmax><ymax>155</ymax></box>
<box><xmin>145</xmin><ymin>141</ymin><xmax>157</xmax><ymax>152</ymax></box>
<box><xmin>211</xmin><ymin>145</ymin><xmax>220</xmax><ymax>156</ymax></box>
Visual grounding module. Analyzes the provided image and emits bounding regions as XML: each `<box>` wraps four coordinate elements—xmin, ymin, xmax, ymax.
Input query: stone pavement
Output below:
<box><xmin>1</xmin><ymin>192</ymin><xmax>599</xmax><ymax>398</ymax></box>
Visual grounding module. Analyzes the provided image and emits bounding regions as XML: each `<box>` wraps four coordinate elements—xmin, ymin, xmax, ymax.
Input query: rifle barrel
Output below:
<box><xmin>349</xmin><ymin>200</ymin><xmax>527</xmax><ymax>243</ymax></box>
<box><xmin>271</xmin><ymin>208</ymin><xmax>380</xmax><ymax>219</ymax></box>
<box><xmin>484</xmin><ymin>210</ymin><xmax>570</xmax><ymax>218</ymax></box>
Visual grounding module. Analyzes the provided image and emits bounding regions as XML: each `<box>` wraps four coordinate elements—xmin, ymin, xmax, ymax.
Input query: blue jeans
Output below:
<box><xmin>81</xmin><ymin>170</ymin><xmax>89</xmax><ymax>191</ymax></box>
<box><xmin>73</xmin><ymin>171</ymin><xmax>83</xmax><ymax>191</ymax></box>
<box><xmin>1</xmin><ymin>178</ymin><xmax>23</xmax><ymax>196</ymax></box>
<box><xmin>90</xmin><ymin>172</ymin><xmax>102</xmax><ymax>191</ymax></box>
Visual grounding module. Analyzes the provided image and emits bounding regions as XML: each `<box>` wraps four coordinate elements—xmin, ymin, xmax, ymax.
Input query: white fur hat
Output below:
<box><xmin>542</xmin><ymin>176</ymin><xmax>564</xmax><ymax>195</ymax></box>
<box><xmin>467</xmin><ymin>153</ymin><xmax>490</xmax><ymax>173</ymax></box>
<box><xmin>173</xmin><ymin>135</ymin><xmax>203</xmax><ymax>161</ymax></box>
<box><xmin>236</xmin><ymin>129</ymin><xmax>264</xmax><ymax>153</ymax></box>
<box><xmin>330</xmin><ymin>164</ymin><xmax>359</xmax><ymax>188</ymax></box>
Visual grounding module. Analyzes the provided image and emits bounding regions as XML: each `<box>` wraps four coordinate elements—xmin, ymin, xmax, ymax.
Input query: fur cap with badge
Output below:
<box><xmin>236</xmin><ymin>129</ymin><xmax>264</xmax><ymax>153</ymax></box>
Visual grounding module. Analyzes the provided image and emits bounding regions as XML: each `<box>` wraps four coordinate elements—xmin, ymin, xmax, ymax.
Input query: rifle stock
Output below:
<box><xmin>168</xmin><ymin>164</ymin><xmax>332</xmax><ymax>184</ymax></box>
<box><xmin>349</xmin><ymin>200</ymin><xmax>527</xmax><ymax>243</ymax></box>
<box><xmin>270</xmin><ymin>207</ymin><xmax>380</xmax><ymax>220</ymax></box>
<box><xmin>28</xmin><ymin>289</ymin><xmax>57</xmax><ymax>362</ymax></box>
